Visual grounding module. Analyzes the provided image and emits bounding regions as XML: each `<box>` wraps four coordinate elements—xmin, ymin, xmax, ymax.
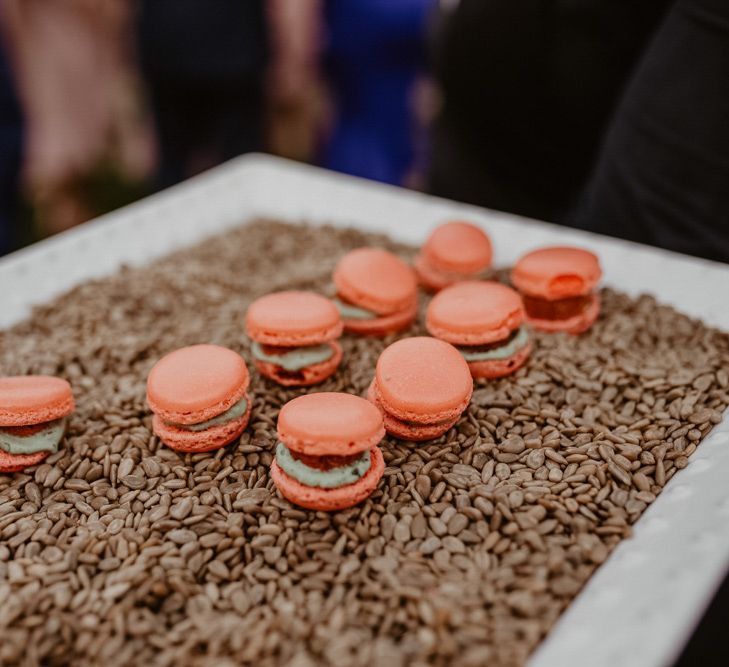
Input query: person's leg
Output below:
<box><xmin>571</xmin><ymin>0</ymin><xmax>729</xmax><ymax>262</ymax></box>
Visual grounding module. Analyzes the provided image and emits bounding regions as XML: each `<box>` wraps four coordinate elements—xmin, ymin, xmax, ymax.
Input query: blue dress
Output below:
<box><xmin>321</xmin><ymin>0</ymin><xmax>435</xmax><ymax>186</ymax></box>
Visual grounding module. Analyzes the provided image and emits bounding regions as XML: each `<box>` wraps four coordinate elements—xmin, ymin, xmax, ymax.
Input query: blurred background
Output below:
<box><xmin>0</xmin><ymin>0</ymin><xmax>727</xmax><ymax>261</ymax></box>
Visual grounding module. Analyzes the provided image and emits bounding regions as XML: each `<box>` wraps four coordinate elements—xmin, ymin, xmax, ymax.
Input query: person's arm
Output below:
<box><xmin>571</xmin><ymin>0</ymin><xmax>729</xmax><ymax>262</ymax></box>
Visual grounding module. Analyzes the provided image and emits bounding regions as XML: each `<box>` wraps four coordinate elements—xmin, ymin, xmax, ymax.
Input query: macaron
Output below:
<box><xmin>246</xmin><ymin>291</ymin><xmax>344</xmax><ymax>386</ymax></box>
<box><xmin>0</xmin><ymin>376</ymin><xmax>75</xmax><ymax>472</ymax></box>
<box><xmin>147</xmin><ymin>344</ymin><xmax>252</xmax><ymax>452</ymax></box>
<box><xmin>415</xmin><ymin>221</ymin><xmax>493</xmax><ymax>291</ymax></box>
<box><xmin>511</xmin><ymin>246</ymin><xmax>602</xmax><ymax>334</ymax></box>
<box><xmin>332</xmin><ymin>248</ymin><xmax>418</xmax><ymax>336</ymax></box>
<box><xmin>270</xmin><ymin>392</ymin><xmax>385</xmax><ymax>511</ymax></box>
<box><xmin>368</xmin><ymin>337</ymin><xmax>473</xmax><ymax>441</ymax></box>
<box><xmin>426</xmin><ymin>281</ymin><xmax>532</xmax><ymax>379</ymax></box>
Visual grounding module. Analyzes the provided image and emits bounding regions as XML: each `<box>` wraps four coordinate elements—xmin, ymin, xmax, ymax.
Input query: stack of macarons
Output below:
<box><xmin>271</xmin><ymin>392</ymin><xmax>385</xmax><ymax>510</ymax></box>
<box><xmin>146</xmin><ymin>344</ymin><xmax>252</xmax><ymax>452</ymax></box>
<box><xmin>511</xmin><ymin>246</ymin><xmax>602</xmax><ymax>334</ymax></box>
<box><xmin>368</xmin><ymin>337</ymin><xmax>473</xmax><ymax>441</ymax></box>
<box><xmin>426</xmin><ymin>281</ymin><xmax>532</xmax><ymax>378</ymax></box>
<box><xmin>415</xmin><ymin>221</ymin><xmax>493</xmax><ymax>291</ymax></box>
<box><xmin>246</xmin><ymin>291</ymin><xmax>343</xmax><ymax>386</ymax></box>
<box><xmin>332</xmin><ymin>248</ymin><xmax>418</xmax><ymax>335</ymax></box>
<box><xmin>0</xmin><ymin>376</ymin><xmax>75</xmax><ymax>472</ymax></box>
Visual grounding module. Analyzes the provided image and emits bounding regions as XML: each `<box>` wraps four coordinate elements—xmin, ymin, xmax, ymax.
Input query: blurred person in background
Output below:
<box><xmin>269</xmin><ymin>0</ymin><xmax>436</xmax><ymax>187</ymax></box>
<box><xmin>1</xmin><ymin>0</ymin><xmax>152</xmax><ymax>242</ymax></box>
<box><xmin>430</xmin><ymin>0</ymin><xmax>729</xmax><ymax>262</ymax></box>
<box><xmin>570</xmin><ymin>0</ymin><xmax>729</xmax><ymax>262</ymax></box>
<box><xmin>321</xmin><ymin>0</ymin><xmax>436</xmax><ymax>186</ymax></box>
<box><xmin>136</xmin><ymin>0</ymin><xmax>269</xmax><ymax>189</ymax></box>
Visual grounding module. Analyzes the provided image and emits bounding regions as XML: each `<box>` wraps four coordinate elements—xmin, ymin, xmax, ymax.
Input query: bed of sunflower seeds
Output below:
<box><xmin>1</xmin><ymin>220</ymin><xmax>728</xmax><ymax>667</ymax></box>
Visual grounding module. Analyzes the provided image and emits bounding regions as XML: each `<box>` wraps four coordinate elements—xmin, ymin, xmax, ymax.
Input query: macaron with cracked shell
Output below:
<box><xmin>426</xmin><ymin>280</ymin><xmax>532</xmax><ymax>379</ymax></box>
<box><xmin>415</xmin><ymin>221</ymin><xmax>493</xmax><ymax>291</ymax></box>
<box><xmin>146</xmin><ymin>344</ymin><xmax>252</xmax><ymax>452</ymax></box>
<box><xmin>367</xmin><ymin>336</ymin><xmax>473</xmax><ymax>442</ymax></box>
<box><xmin>271</xmin><ymin>392</ymin><xmax>386</xmax><ymax>511</ymax></box>
<box><xmin>246</xmin><ymin>290</ymin><xmax>343</xmax><ymax>386</ymax></box>
<box><xmin>511</xmin><ymin>246</ymin><xmax>602</xmax><ymax>334</ymax></box>
<box><xmin>332</xmin><ymin>247</ymin><xmax>418</xmax><ymax>336</ymax></box>
<box><xmin>0</xmin><ymin>375</ymin><xmax>75</xmax><ymax>472</ymax></box>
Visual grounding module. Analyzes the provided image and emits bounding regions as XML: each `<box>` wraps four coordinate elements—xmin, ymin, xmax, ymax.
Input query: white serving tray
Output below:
<box><xmin>2</xmin><ymin>154</ymin><xmax>728</xmax><ymax>667</ymax></box>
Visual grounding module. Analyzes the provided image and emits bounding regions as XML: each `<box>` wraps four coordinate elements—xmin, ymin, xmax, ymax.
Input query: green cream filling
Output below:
<box><xmin>458</xmin><ymin>327</ymin><xmax>530</xmax><ymax>362</ymax></box>
<box><xmin>332</xmin><ymin>297</ymin><xmax>377</xmax><ymax>321</ymax></box>
<box><xmin>275</xmin><ymin>442</ymin><xmax>371</xmax><ymax>489</ymax></box>
<box><xmin>169</xmin><ymin>396</ymin><xmax>248</xmax><ymax>432</ymax></box>
<box><xmin>0</xmin><ymin>419</ymin><xmax>65</xmax><ymax>455</ymax></box>
<box><xmin>251</xmin><ymin>341</ymin><xmax>334</xmax><ymax>372</ymax></box>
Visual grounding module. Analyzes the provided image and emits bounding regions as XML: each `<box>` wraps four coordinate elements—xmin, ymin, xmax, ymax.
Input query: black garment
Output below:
<box><xmin>675</xmin><ymin>569</ymin><xmax>729</xmax><ymax>667</ymax></box>
<box><xmin>429</xmin><ymin>0</ymin><xmax>672</xmax><ymax>221</ymax></box>
<box><xmin>136</xmin><ymin>0</ymin><xmax>268</xmax><ymax>188</ymax></box>
<box><xmin>572</xmin><ymin>0</ymin><xmax>729</xmax><ymax>262</ymax></box>
<box><xmin>0</xmin><ymin>35</ymin><xmax>23</xmax><ymax>256</ymax></box>
<box><xmin>137</xmin><ymin>0</ymin><xmax>268</xmax><ymax>86</ymax></box>
<box><xmin>145</xmin><ymin>76</ymin><xmax>264</xmax><ymax>189</ymax></box>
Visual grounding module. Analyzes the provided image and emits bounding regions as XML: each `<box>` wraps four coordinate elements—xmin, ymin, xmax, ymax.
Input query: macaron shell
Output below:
<box><xmin>147</xmin><ymin>344</ymin><xmax>250</xmax><ymax>424</ymax></box>
<box><xmin>526</xmin><ymin>293</ymin><xmax>600</xmax><ymax>334</ymax></box>
<box><xmin>342</xmin><ymin>301</ymin><xmax>417</xmax><ymax>336</ymax></box>
<box><xmin>246</xmin><ymin>291</ymin><xmax>343</xmax><ymax>346</ymax></box>
<box><xmin>333</xmin><ymin>248</ymin><xmax>417</xmax><ymax>315</ymax></box>
<box><xmin>467</xmin><ymin>341</ymin><xmax>533</xmax><ymax>379</ymax></box>
<box><xmin>414</xmin><ymin>253</ymin><xmax>468</xmax><ymax>292</ymax></box>
<box><xmin>426</xmin><ymin>281</ymin><xmax>525</xmax><ymax>345</ymax></box>
<box><xmin>0</xmin><ymin>376</ymin><xmax>75</xmax><ymax>427</ymax></box>
<box><xmin>511</xmin><ymin>246</ymin><xmax>602</xmax><ymax>299</ymax></box>
<box><xmin>374</xmin><ymin>337</ymin><xmax>473</xmax><ymax>424</ymax></box>
<box><xmin>278</xmin><ymin>392</ymin><xmax>385</xmax><ymax>457</ymax></box>
<box><xmin>367</xmin><ymin>381</ymin><xmax>458</xmax><ymax>441</ymax></box>
<box><xmin>271</xmin><ymin>446</ymin><xmax>384</xmax><ymax>511</ymax></box>
<box><xmin>254</xmin><ymin>342</ymin><xmax>343</xmax><ymax>387</ymax></box>
<box><xmin>422</xmin><ymin>221</ymin><xmax>493</xmax><ymax>274</ymax></box>
<box><xmin>381</xmin><ymin>411</ymin><xmax>458</xmax><ymax>442</ymax></box>
<box><xmin>152</xmin><ymin>398</ymin><xmax>251</xmax><ymax>452</ymax></box>
<box><xmin>0</xmin><ymin>448</ymin><xmax>49</xmax><ymax>473</ymax></box>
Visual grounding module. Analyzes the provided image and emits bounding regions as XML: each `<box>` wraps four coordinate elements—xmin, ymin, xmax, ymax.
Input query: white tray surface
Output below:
<box><xmin>1</xmin><ymin>154</ymin><xmax>728</xmax><ymax>667</ymax></box>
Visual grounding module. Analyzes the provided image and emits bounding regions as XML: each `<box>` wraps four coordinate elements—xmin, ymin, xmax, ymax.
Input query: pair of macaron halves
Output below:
<box><xmin>246</xmin><ymin>291</ymin><xmax>344</xmax><ymax>387</ymax></box>
<box><xmin>0</xmin><ymin>376</ymin><xmax>75</xmax><ymax>472</ymax></box>
<box><xmin>271</xmin><ymin>392</ymin><xmax>385</xmax><ymax>511</ymax></box>
<box><xmin>146</xmin><ymin>344</ymin><xmax>252</xmax><ymax>452</ymax></box>
<box><xmin>368</xmin><ymin>337</ymin><xmax>473</xmax><ymax>441</ymax></box>
<box><xmin>415</xmin><ymin>221</ymin><xmax>493</xmax><ymax>292</ymax></box>
<box><xmin>332</xmin><ymin>248</ymin><xmax>418</xmax><ymax>336</ymax></box>
<box><xmin>426</xmin><ymin>281</ymin><xmax>532</xmax><ymax>379</ymax></box>
<box><xmin>512</xmin><ymin>246</ymin><xmax>602</xmax><ymax>334</ymax></box>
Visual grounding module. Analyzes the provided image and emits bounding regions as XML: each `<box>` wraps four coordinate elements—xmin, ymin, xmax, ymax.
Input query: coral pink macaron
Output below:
<box><xmin>511</xmin><ymin>246</ymin><xmax>602</xmax><ymax>334</ymax></box>
<box><xmin>246</xmin><ymin>291</ymin><xmax>344</xmax><ymax>386</ymax></box>
<box><xmin>0</xmin><ymin>376</ymin><xmax>75</xmax><ymax>472</ymax></box>
<box><xmin>426</xmin><ymin>281</ymin><xmax>532</xmax><ymax>379</ymax></box>
<box><xmin>415</xmin><ymin>221</ymin><xmax>493</xmax><ymax>291</ymax></box>
<box><xmin>0</xmin><ymin>375</ymin><xmax>75</xmax><ymax>472</ymax></box>
<box><xmin>147</xmin><ymin>344</ymin><xmax>252</xmax><ymax>453</ymax></box>
<box><xmin>271</xmin><ymin>392</ymin><xmax>386</xmax><ymax>511</ymax></box>
<box><xmin>332</xmin><ymin>248</ymin><xmax>418</xmax><ymax>336</ymax></box>
<box><xmin>368</xmin><ymin>337</ymin><xmax>473</xmax><ymax>442</ymax></box>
